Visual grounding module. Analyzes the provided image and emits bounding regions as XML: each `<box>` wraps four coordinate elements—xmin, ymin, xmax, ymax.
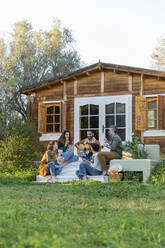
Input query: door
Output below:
<box><xmin>74</xmin><ymin>95</ymin><xmax>132</xmax><ymax>145</ymax></box>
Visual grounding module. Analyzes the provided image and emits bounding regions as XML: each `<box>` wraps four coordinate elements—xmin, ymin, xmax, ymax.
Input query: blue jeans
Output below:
<box><xmin>62</xmin><ymin>151</ymin><xmax>79</xmax><ymax>163</ymax></box>
<box><xmin>85</xmin><ymin>153</ymin><xmax>93</xmax><ymax>161</ymax></box>
<box><xmin>47</xmin><ymin>161</ymin><xmax>62</xmax><ymax>177</ymax></box>
<box><xmin>76</xmin><ymin>161</ymin><xmax>102</xmax><ymax>180</ymax></box>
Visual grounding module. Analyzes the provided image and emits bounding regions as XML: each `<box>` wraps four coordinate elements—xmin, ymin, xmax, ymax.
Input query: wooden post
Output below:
<box><xmin>128</xmin><ymin>75</ymin><xmax>132</xmax><ymax>92</ymax></box>
<box><xmin>74</xmin><ymin>79</ymin><xmax>77</xmax><ymax>95</ymax></box>
<box><xmin>63</xmin><ymin>81</ymin><xmax>67</xmax><ymax>130</ymax></box>
<box><xmin>101</xmin><ymin>71</ymin><xmax>104</xmax><ymax>93</ymax></box>
<box><xmin>140</xmin><ymin>74</ymin><xmax>144</xmax><ymax>143</ymax></box>
<box><xmin>140</xmin><ymin>74</ymin><xmax>144</xmax><ymax>97</ymax></box>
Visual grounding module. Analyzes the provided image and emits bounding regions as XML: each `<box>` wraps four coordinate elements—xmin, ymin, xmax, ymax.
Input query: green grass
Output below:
<box><xmin>0</xmin><ymin>178</ymin><xmax>165</xmax><ymax>248</ymax></box>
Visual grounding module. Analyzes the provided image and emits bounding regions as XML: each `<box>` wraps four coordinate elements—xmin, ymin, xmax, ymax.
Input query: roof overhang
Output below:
<box><xmin>22</xmin><ymin>61</ymin><xmax>165</xmax><ymax>94</ymax></box>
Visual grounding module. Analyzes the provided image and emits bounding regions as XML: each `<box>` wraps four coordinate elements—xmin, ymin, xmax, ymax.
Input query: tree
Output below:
<box><xmin>0</xmin><ymin>19</ymin><xmax>83</xmax><ymax>124</ymax></box>
<box><xmin>151</xmin><ymin>37</ymin><xmax>165</xmax><ymax>70</ymax></box>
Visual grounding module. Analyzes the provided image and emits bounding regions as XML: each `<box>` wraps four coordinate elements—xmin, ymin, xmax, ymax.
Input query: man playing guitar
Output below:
<box><xmin>75</xmin><ymin>130</ymin><xmax>101</xmax><ymax>161</ymax></box>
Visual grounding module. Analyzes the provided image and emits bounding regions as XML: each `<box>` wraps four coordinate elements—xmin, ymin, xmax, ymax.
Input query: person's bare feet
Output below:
<box><xmin>46</xmin><ymin>176</ymin><xmax>56</xmax><ymax>183</ymax></box>
<box><xmin>46</xmin><ymin>176</ymin><xmax>52</xmax><ymax>182</ymax></box>
<box><xmin>102</xmin><ymin>170</ymin><xmax>108</xmax><ymax>176</ymax></box>
<box><xmin>82</xmin><ymin>175</ymin><xmax>87</xmax><ymax>181</ymax></box>
<box><xmin>51</xmin><ymin>176</ymin><xmax>56</xmax><ymax>183</ymax></box>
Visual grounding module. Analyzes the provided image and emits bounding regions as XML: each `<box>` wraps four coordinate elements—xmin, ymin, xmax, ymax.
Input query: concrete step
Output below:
<box><xmin>36</xmin><ymin>161</ymin><xmax>109</xmax><ymax>183</ymax></box>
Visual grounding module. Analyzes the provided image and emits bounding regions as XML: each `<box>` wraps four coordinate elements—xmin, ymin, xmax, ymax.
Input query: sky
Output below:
<box><xmin>0</xmin><ymin>0</ymin><xmax>165</xmax><ymax>69</ymax></box>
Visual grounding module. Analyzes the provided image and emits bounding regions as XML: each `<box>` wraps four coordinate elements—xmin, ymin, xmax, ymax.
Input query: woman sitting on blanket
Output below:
<box><xmin>76</xmin><ymin>143</ymin><xmax>102</xmax><ymax>181</ymax></box>
<box><xmin>38</xmin><ymin>141</ymin><xmax>64</xmax><ymax>183</ymax></box>
<box><xmin>57</xmin><ymin>130</ymin><xmax>79</xmax><ymax>166</ymax></box>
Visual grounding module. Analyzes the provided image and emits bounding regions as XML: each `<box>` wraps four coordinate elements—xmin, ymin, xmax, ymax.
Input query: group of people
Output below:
<box><xmin>38</xmin><ymin>125</ymin><xmax>123</xmax><ymax>182</ymax></box>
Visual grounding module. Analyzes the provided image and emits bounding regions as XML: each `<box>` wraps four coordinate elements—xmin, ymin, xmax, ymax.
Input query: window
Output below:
<box><xmin>135</xmin><ymin>95</ymin><xmax>165</xmax><ymax>131</ymax></box>
<box><xmin>80</xmin><ymin>104</ymin><xmax>99</xmax><ymax>139</ymax></box>
<box><xmin>147</xmin><ymin>98</ymin><xmax>157</xmax><ymax>129</ymax></box>
<box><xmin>46</xmin><ymin>104</ymin><xmax>61</xmax><ymax>133</ymax></box>
<box><xmin>105</xmin><ymin>103</ymin><xmax>126</xmax><ymax>141</ymax></box>
<box><xmin>38</xmin><ymin>102</ymin><xmax>62</xmax><ymax>133</ymax></box>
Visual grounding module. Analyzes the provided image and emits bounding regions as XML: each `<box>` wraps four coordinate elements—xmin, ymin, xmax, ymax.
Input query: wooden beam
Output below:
<box><xmin>86</xmin><ymin>72</ymin><xmax>90</xmax><ymax>76</ymax></box>
<box><xmin>74</xmin><ymin>79</ymin><xmax>77</xmax><ymax>95</ymax></box>
<box><xmin>128</xmin><ymin>75</ymin><xmax>132</xmax><ymax>92</ymax></box>
<box><xmin>63</xmin><ymin>100</ymin><xmax>67</xmax><ymax>130</ymax></box>
<box><xmin>101</xmin><ymin>71</ymin><xmax>104</xmax><ymax>93</ymax></box>
<box><xmin>63</xmin><ymin>81</ymin><xmax>67</xmax><ymax>101</ymax></box>
<box><xmin>140</xmin><ymin>74</ymin><xmax>144</xmax><ymax>96</ymax></box>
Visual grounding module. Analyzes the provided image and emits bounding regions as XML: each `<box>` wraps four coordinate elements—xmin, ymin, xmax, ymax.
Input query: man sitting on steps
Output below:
<box><xmin>98</xmin><ymin>125</ymin><xmax>123</xmax><ymax>176</ymax></box>
<box><xmin>75</xmin><ymin>130</ymin><xmax>100</xmax><ymax>161</ymax></box>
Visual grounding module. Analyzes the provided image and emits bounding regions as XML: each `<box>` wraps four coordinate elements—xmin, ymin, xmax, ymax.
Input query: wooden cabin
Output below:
<box><xmin>23</xmin><ymin>62</ymin><xmax>165</xmax><ymax>155</ymax></box>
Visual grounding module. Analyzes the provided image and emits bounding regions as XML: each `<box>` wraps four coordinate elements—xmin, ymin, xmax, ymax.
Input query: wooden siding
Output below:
<box><xmin>66</xmin><ymin>80</ymin><xmax>74</xmax><ymax>97</ymax></box>
<box><xmin>104</xmin><ymin>71</ymin><xmax>128</xmax><ymax>93</ymax></box>
<box><xmin>144</xmin><ymin>76</ymin><xmax>165</xmax><ymax>95</ymax></box>
<box><xmin>65</xmin><ymin>98</ymin><xmax>74</xmax><ymax>138</ymax></box>
<box><xmin>132</xmin><ymin>75</ymin><xmax>141</xmax><ymax>93</ymax></box>
<box><xmin>77</xmin><ymin>72</ymin><xmax>101</xmax><ymax>95</ymax></box>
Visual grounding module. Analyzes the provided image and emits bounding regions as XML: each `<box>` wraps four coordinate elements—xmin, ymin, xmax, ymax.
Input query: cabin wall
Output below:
<box><xmin>28</xmin><ymin>70</ymin><xmax>165</xmax><ymax>154</ymax></box>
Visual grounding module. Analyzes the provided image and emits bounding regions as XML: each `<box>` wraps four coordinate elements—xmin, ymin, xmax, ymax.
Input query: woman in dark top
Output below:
<box><xmin>57</xmin><ymin>130</ymin><xmax>79</xmax><ymax>165</ymax></box>
<box><xmin>58</xmin><ymin>130</ymin><xmax>73</xmax><ymax>152</ymax></box>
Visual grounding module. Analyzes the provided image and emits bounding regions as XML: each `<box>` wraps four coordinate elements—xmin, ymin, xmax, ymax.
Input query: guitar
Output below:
<box><xmin>77</xmin><ymin>143</ymin><xmax>92</xmax><ymax>156</ymax></box>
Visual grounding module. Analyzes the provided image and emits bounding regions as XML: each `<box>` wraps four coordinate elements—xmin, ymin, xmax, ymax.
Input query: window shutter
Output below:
<box><xmin>38</xmin><ymin>102</ymin><xmax>46</xmax><ymax>133</ymax></box>
<box><xmin>135</xmin><ymin>96</ymin><xmax>147</xmax><ymax>130</ymax></box>
<box><xmin>158</xmin><ymin>95</ymin><xmax>165</xmax><ymax>129</ymax></box>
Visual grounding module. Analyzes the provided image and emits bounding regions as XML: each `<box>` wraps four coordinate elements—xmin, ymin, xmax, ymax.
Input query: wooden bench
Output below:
<box><xmin>109</xmin><ymin>145</ymin><xmax>160</xmax><ymax>183</ymax></box>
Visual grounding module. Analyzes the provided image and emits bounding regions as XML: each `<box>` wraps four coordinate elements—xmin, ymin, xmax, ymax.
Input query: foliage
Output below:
<box><xmin>0</xmin><ymin>118</ymin><xmax>41</xmax><ymax>169</ymax></box>
<box><xmin>123</xmin><ymin>135</ymin><xmax>148</xmax><ymax>159</ymax></box>
<box><xmin>0</xmin><ymin>19</ymin><xmax>83</xmax><ymax>133</ymax></box>
<box><xmin>0</xmin><ymin>181</ymin><xmax>165</xmax><ymax>247</ymax></box>
<box><xmin>151</xmin><ymin>37</ymin><xmax>165</xmax><ymax>70</ymax></box>
<box><xmin>0</xmin><ymin>165</ymin><xmax>38</xmax><ymax>182</ymax></box>
<box><xmin>147</xmin><ymin>159</ymin><xmax>165</xmax><ymax>184</ymax></box>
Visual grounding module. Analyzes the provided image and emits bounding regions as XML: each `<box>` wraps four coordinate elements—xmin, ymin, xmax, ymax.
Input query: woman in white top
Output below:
<box><xmin>76</xmin><ymin>143</ymin><xmax>102</xmax><ymax>181</ymax></box>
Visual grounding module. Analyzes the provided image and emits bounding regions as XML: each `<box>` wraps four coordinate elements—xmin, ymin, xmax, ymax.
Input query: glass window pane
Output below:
<box><xmin>148</xmin><ymin>110</ymin><xmax>157</xmax><ymax>119</ymax></box>
<box><xmin>55</xmin><ymin>106</ymin><xmax>60</xmax><ymax>114</ymax></box>
<box><xmin>116</xmin><ymin>115</ymin><xmax>125</xmax><ymax>127</ymax></box>
<box><xmin>47</xmin><ymin>115</ymin><xmax>53</xmax><ymax>123</ymax></box>
<box><xmin>118</xmin><ymin>128</ymin><xmax>125</xmax><ymax>141</ymax></box>
<box><xmin>91</xmin><ymin>129</ymin><xmax>99</xmax><ymax>140</ymax></box>
<box><xmin>106</xmin><ymin>116</ymin><xmax>114</xmax><ymax>128</ymax></box>
<box><xmin>148</xmin><ymin>100</ymin><xmax>157</xmax><ymax>109</ymax></box>
<box><xmin>80</xmin><ymin>105</ymin><xmax>88</xmax><ymax>115</ymax></box>
<box><xmin>116</xmin><ymin>103</ymin><xmax>125</xmax><ymax>114</ymax></box>
<box><xmin>80</xmin><ymin>117</ymin><xmax>88</xmax><ymax>129</ymax></box>
<box><xmin>54</xmin><ymin>115</ymin><xmax>60</xmax><ymax>123</ymax></box>
<box><xmin>106</xmin><ymin>103</ymin><xmax>115</xmax><ymax>114</ymax></box>
<box><xmin>148</xmin><ymin>120</ymin><xmax>157</xmax><ymax>129</ymax></box>
<box><xmin>55</xmin><ymin>124</ymin><xmax>60</xmax><ymax>132</ymax></box>
<box><xmin>90</xmin><ymin>116</ymin><xmax>99</xmax><ymax>128</ymax></box>
<box><xmin>105</xmin><ymin>129</ymin><xmax>112</xmax><ymax>141</ymax></box>
<box><xmin>80</xmin><ymin>130</ymin><xmax>88</xmax><ymax>140</ymax></box>
<box><xmin>90</xmin><ymin>104</ymin><xmax>99</xmax><ymax>115</ymax></box>
<box><xmin>46</xmin><ymin>124</ymin><xmax>53</xmax><ymax>132</ymax></box>
<box><xmin>47</xmin><ymin>106</ymin><xmax>53</xmax><ymax>114</ymax></box>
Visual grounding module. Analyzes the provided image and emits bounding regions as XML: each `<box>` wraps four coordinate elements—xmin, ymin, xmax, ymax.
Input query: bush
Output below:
<box><xmin>123</xmin><ymin>135</ymin><xmax>148</xmax><ymax>159</ymax></box>
<box><xmin>148</xmin><ymin>159</ymin><xmax>165</xmax><ymax>184</ymax></box>
<box><xmin>0</xmin><ymin>118</ymin><xmax>42</xmax><ymax>170</ymax></box>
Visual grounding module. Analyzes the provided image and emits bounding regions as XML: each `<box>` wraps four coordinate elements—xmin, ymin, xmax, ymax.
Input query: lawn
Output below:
<box><xmin>0</xmin><ymin>178</ymin><xmax>165</xmax><ymax>248</ymax></box>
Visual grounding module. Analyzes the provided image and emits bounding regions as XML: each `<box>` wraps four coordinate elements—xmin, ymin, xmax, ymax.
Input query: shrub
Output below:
<box><xmin>0</xmin><ymin>118</ymin><xmax>42</xmax><ymax>170</ymax></box>
<box><xmin>123</xmin><ymin>135</ymin><xmax>148</xmax><ymax>159</ymax></box>
<box><xmin>147</xmin><ymin>159</ymin><xmax>165</xmax><ymax>184</ymax></box>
